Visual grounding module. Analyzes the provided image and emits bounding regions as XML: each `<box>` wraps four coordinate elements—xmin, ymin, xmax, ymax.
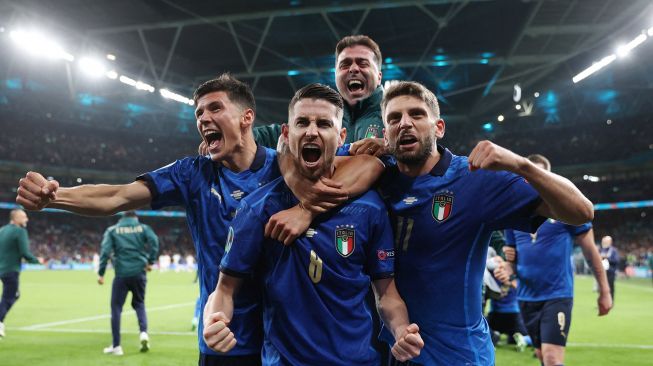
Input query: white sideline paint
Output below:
<box><xmin>9</xmin><ymin>328</ymin><xmax>195</xmax><ymax>336</ymax></box>
<box><xmin>568</xmin><ymin>342</ymin><xmax>653</xmax><ymax>350</ymax></box>
<box><xmin>19</xmin><ymin>302</ymin><xmax>194</xmax><ymax>330</ymax></box>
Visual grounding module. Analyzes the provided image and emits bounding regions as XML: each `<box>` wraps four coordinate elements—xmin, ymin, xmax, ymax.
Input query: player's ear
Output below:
<box><xmin>281</xmin><ymin>123</ymin><xmax>290</xmax><ymax>145</ymax></box>
<box><xmin>338</xmin><ymin>127</ymin><xmax>347</xmax><ymax>147</ymax></box>
<box><xmin>241</xmin><ymin>108</ymin><xmax>255</xmax><ymax>128</ymax></box>
<box><xmin>435</xmin><ymin>118</ymin><xmax>445</xmax><ymax>139</ymax></box>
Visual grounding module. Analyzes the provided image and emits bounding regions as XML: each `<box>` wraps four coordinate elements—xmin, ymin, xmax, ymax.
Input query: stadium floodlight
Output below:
<box><xmin>106</xmin><ymin>54</ymin><xmax>116</xmax><ymax>61</ymax></box>
<box><xmin>9</xmin><ymin>30</ymin><xmax>74</xmax><ymax>62</ymax></box>
<box><xmin>119</xmin><ymin>75</ymin><xmax>137</xmax><ymax>87</ymax></box>
<box><xmin>497</xmin><ymin>115</ymin><xmax>504</xmax><ymax>122</ymax></box>
<box><xmin>135</xmin><ymin>81</ymin><xmax>155</xmax><ymax>93</ymax></box>
<box><xmin>616</xmin><ymin>33</ymin><xmax>648</xmax><ymax>57</ymax></box>
<box><xmin>572</xmin><ymin>54</ymin><xmax>617</xmax><ymax>84</ymax></box>
<box><xmin>160</xmin><ymin>88</ymin><xmax>194</xmax><ymax>105</ymax></box>
<box><xmin>78</xmin><ymin>57</ymin><xmax>106</xmax><ymax>78</ymax></box>
<box><xmin>106</xmin><ymin>70</ymin><xmax>118</xmax><ymax>79</ymax></box>
<box><xmin>534</xmin><ymin>92</ymin><xmax>540</xmax><ymax>98</ymax></box>
<box><xmin>515</xmin><ymin>104</ymin><xmax>521</xmax><ymax>110</ymax></box>
<box><xmin>648</xmin><ymin>27</ymin><xmax>653</xmax><ymax>36</ymax></box>
<box><xmin>118</xmin><ymin>75</ymin><xmax>154</xmax><ymax>92</ymax></box>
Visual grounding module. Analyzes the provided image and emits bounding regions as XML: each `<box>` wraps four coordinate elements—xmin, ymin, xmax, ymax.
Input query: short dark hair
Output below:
<box><xmin>382</xmin><ymin>81</ymin><xmax>440</xmax><ymax>119</ymax></box>
<box><xmin>335</xmin><ymin>35</ymin><xmax>382</xmax><ymax>69</ymax></box>
<box><xmin>123</xmin><ymin>210</ymin><xmax>138</xmax><ymax>218</ymax></box>
<box><xmin>193</xmin><ymin>73</ymin><xmax>256</xmax><ymax>113</ymax></box>
<box><xmin>288</xmin><ymin>83</ymin><xmax>344</xmax><ymax>116</ymax></box>
<box><xmin>527</xmin><ymin>154</ymin><xmax>551</xmax><ymax>171</ymax></box>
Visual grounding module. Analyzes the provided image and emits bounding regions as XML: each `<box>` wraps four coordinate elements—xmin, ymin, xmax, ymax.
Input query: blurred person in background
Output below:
<box><xmin>0</xmin><ymin>209</ymin><xmax>41</xmax><ymax>339</ymax></box>
<box><xmin>97</xmin><ymin>211</ymin><xmax>159</xmax><ymax>356</ymax></box>
<box><xmin>600</xmin><ymin>236</ymin><xmax>619</xmax><ymax>301</ymax></box>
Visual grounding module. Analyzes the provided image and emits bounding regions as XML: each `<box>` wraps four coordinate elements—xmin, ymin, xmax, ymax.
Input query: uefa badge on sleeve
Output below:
<box><xmin>432</xmin><ymin>192</ymin><xmax>453</xmax><ymax>222</ymax></box>
<box><xmin>335</xmin><ymin>225</ymin><xmax>355</xmax><ymax>257</ymax></box>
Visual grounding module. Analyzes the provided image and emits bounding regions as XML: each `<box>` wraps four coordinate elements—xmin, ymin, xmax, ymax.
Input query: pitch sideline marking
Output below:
<box><xmin>9</xmin><ymin>328</ymin><xmax>195</xmax><ymax>336</ymax></box>
<box><xmin>19</xmin><ymin>302</ymin><xmax>194</xmax><ymax>330</ymax></box>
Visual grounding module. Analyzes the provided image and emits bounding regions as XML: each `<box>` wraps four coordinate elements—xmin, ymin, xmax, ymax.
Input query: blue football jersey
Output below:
<box><xmin>137</xmin><ymin>145</ymin><xmax>279</xmax><ymax>356</ymax></box>
<box><xmin>490</xmin><ymin>285</ymin><xmax>520</xmax><ymax>314</ymax></box>
<box><xmin>504</xmin><ymin>220</ymin><xmax>592</xmax><ymax>302</ymax></box>
<box><xmin>221</xmin><ymin>176</ymin><xmax>395</xmax><ymax>366</ymax></box>
<box><xmin>378</xmin><ymin>146</ymin><xmax>544</xmax><ymax>366</ymax></box>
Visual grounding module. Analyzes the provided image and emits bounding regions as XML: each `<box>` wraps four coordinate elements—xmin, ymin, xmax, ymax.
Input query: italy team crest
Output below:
<box><xmin>335</xmin><ymin>225</ymin><xmax>355</xmax><ymax>257</ymax></box>
<box><xmin>364</xmin><ymin>124</ymin><xmax>380</xmax><ymax>138</ymax></box>
<box><xmin>432</xmin><ymin>193</ymin><xmax>453</xmax><ymax>222</ymax></box>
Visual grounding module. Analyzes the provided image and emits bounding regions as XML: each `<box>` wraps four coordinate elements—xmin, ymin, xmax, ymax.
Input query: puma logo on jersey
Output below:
<box><xmin>306</xmin><ymin>228</ymin><xmax>317</xmax><ymax>238</ymax></box>
<box><xmin>403</xmin><ymin>196</ymin><xmax>418</xmax><ymax>205</ymax></box>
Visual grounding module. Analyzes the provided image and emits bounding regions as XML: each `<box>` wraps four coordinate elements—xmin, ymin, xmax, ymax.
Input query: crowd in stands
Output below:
<box><xmin>19</xmin><ymin>211</ymin><xmax>194</xmax><ymax>265</ymax></box>
<box><xmin>0</xmin><ymin>110</ymin><xmax>198</xmax><ymax>173</ymax></box>
<box><xmin>2</xmin><ymin>107</ymin><xmax>652</xmax><ymax>175</ymax></box>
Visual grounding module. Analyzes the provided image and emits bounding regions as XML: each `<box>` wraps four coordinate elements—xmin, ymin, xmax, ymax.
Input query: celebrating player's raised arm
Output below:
<box><xmin>372</xmin><ymin>278</ymin><xmax>424</xmax><ymax>362</ymax></box>
<box><xmin>203</xmin><ymin>273</ymin><xmax>243</xmax><ymax>353</ymax></box>
<box><xmin>467</xmin><ymin>140</ymin><xmax>594</xmax><ymax>225</ymax></box>
<box><xmin>17</xmin><ymin>171</ymin><xmax>152</xmax><ymax>216</ymax></box>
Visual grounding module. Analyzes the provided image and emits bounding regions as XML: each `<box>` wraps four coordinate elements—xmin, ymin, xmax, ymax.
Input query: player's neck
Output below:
<box><xmin>397</xmin><ymin>150</ymin><xmax>441</xmax><ymax>177</ymax></box>
<box><xmin>221</xmin><ymin>136</ymin><xmax>258</xmax><ymax>173</ymax></box>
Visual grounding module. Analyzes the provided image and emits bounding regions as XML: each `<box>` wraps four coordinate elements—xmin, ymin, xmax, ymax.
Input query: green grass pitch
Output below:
<box><xmin>1</xmin><ymin>271</ymin><xmax>651</xmax><ymax>365</ymax></box>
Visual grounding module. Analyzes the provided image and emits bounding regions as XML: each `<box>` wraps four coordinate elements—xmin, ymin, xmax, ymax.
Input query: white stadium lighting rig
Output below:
<box><xmin>5</xmin><ymin>26</ymin><xmax>195</xmax><ymax>106</ymax></box>
<box><xmin>572</xmin><ymin>27</ymin><xmax>651</xmax><ymax>84</ymax></box>
<box><xmin>160</xmin><ymin>89</ymin><xmax>194</xmax><ymax>106</ymax></box>
<box><xmin>9</xmin><ymin>30</ymin><xmax>74</xmax><ymax>62</ymax></box>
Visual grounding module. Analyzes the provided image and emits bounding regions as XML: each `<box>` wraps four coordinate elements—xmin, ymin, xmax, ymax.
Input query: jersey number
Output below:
<box><xmin>394</xmin><ymin>216</ymin><xmax>414</xmax><ymax>252</ymax></box>
<box><xmin>308</xmin><ymin>250</ymin><xmax>323</xmax><ymax>284</ymax></box>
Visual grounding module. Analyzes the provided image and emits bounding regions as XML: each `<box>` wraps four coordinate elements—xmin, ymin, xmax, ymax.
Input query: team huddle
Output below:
<box><xmin>14</xmin><ymin>35</ymin><xmax>611</xmax><ymax>366</ymax></box>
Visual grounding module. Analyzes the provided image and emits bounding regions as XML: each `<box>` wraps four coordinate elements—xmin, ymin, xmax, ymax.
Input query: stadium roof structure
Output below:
<box><xmin>1</xmin><ymin>0</ymin><xmax>653</xmax><ymax>127</ymax></box>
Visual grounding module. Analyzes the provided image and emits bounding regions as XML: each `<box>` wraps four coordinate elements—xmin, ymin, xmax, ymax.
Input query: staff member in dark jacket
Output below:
<box><xmin>0</xmin><ymin>209</ymin><xmax>40</xmax><ymax>339</ymax></box>
<box><xmin>600</xmin><ymin>235</ymin><xmax>619</xmax><ymax>302</ymax></box>
<box><xmin>98</xmin><ymin>211</ymin><xmax>159</xmax><ymax>356</ymax></box>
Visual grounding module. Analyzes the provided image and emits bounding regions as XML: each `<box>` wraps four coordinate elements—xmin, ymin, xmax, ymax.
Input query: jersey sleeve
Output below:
<box><xmin>98</xmin><ymin>228</ymin><xmax>114</xmax><ymax>277</ymax></box>
<box><xmin>364</xmin><ymin>199</ymin><xmax>395</xmax><ymax>280</ymax></box>
<box><xmin>566</xmin><ymin>222</ymin><xmax>592</xmax><ymax>236</ymax></box>
<box><xmin>482</xmin><ymin>171</ymin><xmax>545</xmax><ymax>233</ymax></box>
<box><xmin>219</xmin><ymin>201</ymin><xmax>266</xmax><ymax>278</ymax></box>
<box><xmin>136</xmin><ymin>159</ymin><xmax>191</xmax><ymax>209</ymax></box>
<box><xmin>17</xmin><ymin>229</ymin><xmax>39</xmax><ymax>264</ymax></box>
<box><xmin>489</xmin><ymin>231</ymin><xmax>507</xmax><ymax>259</ymax></box>
<box><xmin>253</xmin><ymin>123</ymin><xmax>282</xmax><ymax>149</ymax></box>
<box><xmin>144</xmin><ymin>225</ymin><xmax>160</xmax><ymax>265</ymax></box>
<box><xmin>503</xmin><ymin>229</ymin><xmax>516</xmax><ymax>247</ymax></box>
<box><xmin>336</xmin><ymin>144</ymin><xmax>351</xmax><ymax>156</ymax></box>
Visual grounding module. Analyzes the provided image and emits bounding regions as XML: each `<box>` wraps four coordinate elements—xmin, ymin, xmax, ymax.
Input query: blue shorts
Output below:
<box><xmin>519</xmin><ymin>298</ymin><xmax>573</xmax><ymax>348</ymax></box>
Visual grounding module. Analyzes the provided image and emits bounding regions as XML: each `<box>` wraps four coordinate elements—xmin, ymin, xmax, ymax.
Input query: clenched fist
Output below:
<box><xmin>16</xmin><ymin>172</ymin><xmax>59</xmax><ymax>210</ymax></box>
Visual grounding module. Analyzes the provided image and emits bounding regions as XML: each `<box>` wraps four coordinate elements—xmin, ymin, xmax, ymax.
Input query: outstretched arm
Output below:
<box><xmin>577</xmin><ymin>229</ymin><xmax>612</xmax><ymax>316</ymax></box>
<box><xmin>468</xmin><ymin>141</ymin><xmax>594</xmax><ymax>225</ymax></box>
<box><xmin>17</xmin><ymin>171</ymin><xmax>152</xmax><ymax>216</ymax></box>
<box><xmin>372</xmin><ymin>278</ymin><xmax>424</xmax><ymax>362</ymax></box>
<box><xmin>267</xmin><ymin>153</ymin><xmax>385</xmax><ymax>245</ymax></box>
<box><xmin>203</xmin><ymin>273</ymin><xmax>243</xmax><ymax>353</ymax></box>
